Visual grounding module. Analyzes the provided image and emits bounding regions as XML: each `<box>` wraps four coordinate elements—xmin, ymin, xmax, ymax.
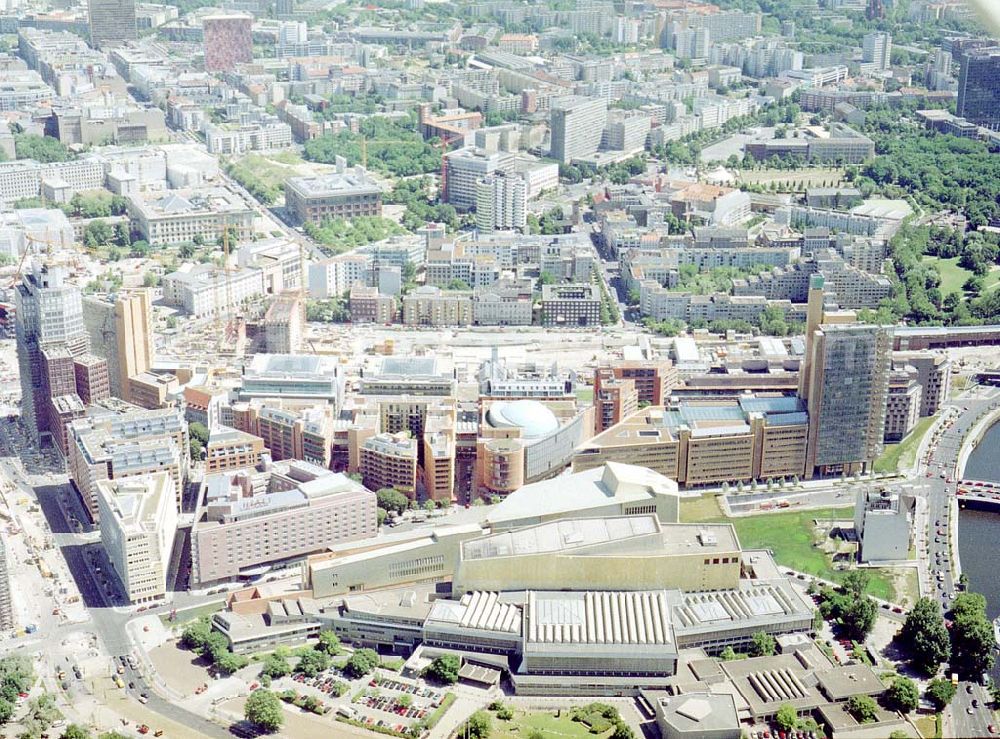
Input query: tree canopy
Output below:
<box><xmin>245</xmin><ymin>689</ymin><xmax>284</xmax><ymax>732</ymax></box>
<box><xmin>899</xmin><ymin>597</ymin><xmax>950</xmax><ymax>675</ymax></box>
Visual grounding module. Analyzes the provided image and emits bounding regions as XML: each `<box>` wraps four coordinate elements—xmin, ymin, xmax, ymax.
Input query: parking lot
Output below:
<box><xmin>347</xmin><ymin>675</ymin><xmax>447</xmax><ymax>733</ymax></box>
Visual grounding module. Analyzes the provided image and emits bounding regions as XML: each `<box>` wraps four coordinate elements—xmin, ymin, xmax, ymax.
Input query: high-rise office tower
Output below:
<box><xmin>88</xmin><ymin>0</ymin><xmax>137</xmax><ymax>49</ymax></box>
<box><xmin>799</xmin><ymin>275</ymin><xmax>893</xmax><ymax>478</ymax></box>
<box><xmin>957</xmin><ymin>47</ymin><xmax>1000</xmax><ymax>130</ymax></box>
<box><xmin>203</xmin><ymin>13</ymin><xmax>253</xmax><ymax>72</ymax></box>
<box><xmin>862</xmin><ymin>31</ymin><xmax>892</xmax><ymax>71</ymax></box>
<box><xmin>16</xmin><ymin>261</ymin><xmax>109</xmax><ymax>452</ymax></box>
<box><xmin>550</xmin><ymin>96</ymin><xmax>607</xmax><ymax>164</ymax></box>
<box><xmin>82</xmin><ymin>288</ymin><xmax>154</xmax><ymax>403</ymax></box>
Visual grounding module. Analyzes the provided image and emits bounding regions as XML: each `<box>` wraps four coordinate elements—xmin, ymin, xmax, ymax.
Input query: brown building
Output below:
<box><xmin>574</xmin><ymin>398</ymin><xmax>809</xmax><ymax>487</ymax></box>
<box><xmin>128</xmin><ymin>372</ymin><xmax>179</xmax><ymax>410</ymax></box>
<box><xmin>285</xmin><ymin>169</ymin><xmax>382</xmax><ymax>227</ymax></box>
<box><xmin>73</xmin><ymin>354</ymin><xmax>111</xmax><ymax>405</ymax></box>
<box><xmin>594</xmin><ymin>376</ymin><xmax>637</xmax><ymax>434</ymax></box>
<box><xmin>350</xmin><ymin>285</ymin><xmax>396</xmax><ymax>324</ymax></box>
<box><xmin>203</xmin><ymin>14</ymin><xmax>253</xmax><ymax>73</ymax></box>
<box><xmin>594</xmin><ymin>359</ymin><xmax>678</xmax><ymax>408</ymax></box>
<box><xmin>263</xmin><ymin>294</ymin><xmax>305</xmax><ymax>354</ymax></box>
<box><xmin>360</xmin><ymin>432</ymin><xmax>418</xmax><ymax>497</ymax></box>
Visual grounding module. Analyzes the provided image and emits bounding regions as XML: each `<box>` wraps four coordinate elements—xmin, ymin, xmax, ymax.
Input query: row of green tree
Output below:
<box><xmin>304</xmin><ymin>216</ymin><xmax>406</xmax><ymax>254</ymax></box>
<box><xmin>302</xmin><ymin>116</ymin><xmax>442</xmax><ymax>178</ymax></box>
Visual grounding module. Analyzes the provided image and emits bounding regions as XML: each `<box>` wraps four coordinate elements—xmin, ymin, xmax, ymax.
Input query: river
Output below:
<box><xmin>958</xmin><ymin>420</ymin><xmax>1000</xmax><ymax>625</ymax></box>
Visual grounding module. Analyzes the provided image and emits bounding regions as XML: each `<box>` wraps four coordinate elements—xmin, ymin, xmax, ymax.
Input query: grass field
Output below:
<box><xmin>575</xmin><ymin>386</ymin><xmax>594</xmax><ymax>405</ymax></box>
<box><xmin>922</xmin><ymin>256</ymin><xmax>1000</xmax><ymax>297</ymax></box>
<box><xmin>234</xmin><ymin>152</ymin><xmax>303</xmax><ymax>190</ymax></box>
<box><xmin>698</xmin><ymin>506</ymin><xmax>897</xmax><ymax>600</ymax></box>
<box><xmin>874</xmin><ymin>414</ymin><xmax>937</xmax><ymax>474</ymax></box>
<box><xmin>493</xmin><ymin>710</ymin><xmax>613</xmax><ymax>739</ymax></box>
<box><xmin>914</xmin><ymin>714</ymin><xmax>939</xmax><ymax>738</ymax></box>
<box><xmin>680</xmin><ymin>493</ymin><xmax>723</xmax><ymax>522</ymax></box>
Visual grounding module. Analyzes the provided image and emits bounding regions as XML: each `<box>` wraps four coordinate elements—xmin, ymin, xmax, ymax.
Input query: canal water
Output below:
<box><xmin>958</xmin><ymin>421</ymin><xmax>1000</xmax><ymax>624</ymax></box>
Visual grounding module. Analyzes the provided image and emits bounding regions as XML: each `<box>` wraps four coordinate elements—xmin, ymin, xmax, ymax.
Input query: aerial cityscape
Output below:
<box><xmin>0</xmin><ymin>0</ymin><xmax>999</xmax><ymax>737</ymax></box>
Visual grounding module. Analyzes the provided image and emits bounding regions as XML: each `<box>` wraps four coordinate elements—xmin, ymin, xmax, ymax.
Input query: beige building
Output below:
<box><xmin>423</xmin><ymin>429</ymin><xmax>455</xmax><ymax>502</ymax></box>
<box><xmin>263</xmin><ymin>294</ymin><xmax>305</xmax><ymax>354</ymax></box>
<box><xmin>454</xmin><ymin>516</ymin><xmax>741</xmax><ymax>594</ymax></box>
<box><xmin>82</xmin><ymin>289</ymin><xmax>154</xmax><ymax>403</ymax></box>
<box><xmin>67</xmin><ymin>404</ymin><xmax>188</xmax><ymax>519</ymax></box>
<box><xmin>574</xmin><ymin>398</ymin><xmax>809</xmax><ymax>487</ymax></box>
<box><xmin>96</xmin><ymin>472</ymin><xmax>177</xmax><ymax>604</ymax></box>
<box><xmin>402</xmin><ymin>286</ymin><xmax>473</xmax><ymax>327</ymax></box>
<box><xmin>487</xmin><ymin>462</ymin><xmax>681</xmax><ymax>531</ymax></box>
<box><xmin>192</xmin><ymin>460</ymin><xmax>376</xmax><ymax>584</ymax></box>
<box><xmin>306</xmin><ymin>523</ymin><xmax>484</xmax><ymax>598</ymax></box>
<box><xmin>206</xmin><ymin>426</ymin><xmax>266</xmax><ymax>474</ymax></box>
<box><xmin>360</xmin><ymin>432</ymin><xmax>418</xmax><ymax>496</ymax></box>
<box><xmin>128</xmin><ymin>187</ymin><xmax>254</xmax><ymax>246</ymax></box>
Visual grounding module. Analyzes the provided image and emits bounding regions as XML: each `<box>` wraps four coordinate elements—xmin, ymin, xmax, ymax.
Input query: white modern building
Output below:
<box><xmin>95</xmin><ymin>472</ymin><xmax>178</xmax><ymax>604</ymax></box>
<box><xmin>475</xmin><ymin>174</ymin><xmax>527</xmax><ymax>233</ymax></box>
<box><xmin>550</xmin><ymin>96</ymin><xmax>607</xmax><ymax>163</ymax></box>
<box><xmin>854</xmin><ymin>487</ymin><xmax>912</xmax><ymax>562</ymax></box>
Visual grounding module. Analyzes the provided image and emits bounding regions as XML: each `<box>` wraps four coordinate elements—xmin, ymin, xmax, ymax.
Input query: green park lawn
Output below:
<box><xmin>922</xmin><ymin>256</ymin><xmax>1000</xmax><ymax>297</ymax></box>
<box><xmin>874</xmin><ymin>414</ymin><xmax>937</xmax><ymax>474</ymax></box>
<box><xmin>494</xmin><ymin>710</ymin><xmax>613</xmax><ymax>739</ymax></box>
<box><xmin>685</xmin><ymin>501</ymin><xmax>897</xmax><ymax>601</ymax></box>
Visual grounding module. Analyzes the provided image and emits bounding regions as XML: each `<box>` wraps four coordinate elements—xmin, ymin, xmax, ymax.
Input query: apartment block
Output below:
<box><xmin>894</xmin><ymin>351</ymin><xmax>950</xmax><ymax>416</ymax></box>
<box><xmin>360</xmin><ymin>432</ymin><xmax>418</xmax><ymax>496</ymax></box>
<box><xmin>594</xmin><ymin>360</ymin><xmax>678</xmax><ymax>407</ymax></box>
<box><xmin>594</xmin><ymin>377</ymin><xmax>638</xmax><ymax>434</ymax></box>
<box><xmin>206</xmin><ymin>426</ymin><xmax>266</xmax><ymax>474</ymax></box>
<box><xmin>349</xmin><ymin>285</ymin><xmax>396</xmax><ymax>324</ymax></box>
<box><xmin>402</xmin><ymin>286</ymin><xmax>473</xmax><ymax>327</ymax></box>
<box><xmin>550</xmin><ymin>96</ymin><xmax>607</xmax><ymax>164</ymax></box>
<box><xmin>475</xmin><ymin>173</ymin><xmax>527</xmax><ymax>233</ymax></box>
<box><xmin>884</xmin><ymin>368</ymin><xmax>922</xmax><ymax>443</ymax></box>
<box><xmin>66</xmin><ymin>404</ymin><xmax>188</xmax><ymax>519</ymax></box>
<box><xmin>540</xmin><ymin>284</ymin><xmax>601</xmax><ymax>327</ymax></box>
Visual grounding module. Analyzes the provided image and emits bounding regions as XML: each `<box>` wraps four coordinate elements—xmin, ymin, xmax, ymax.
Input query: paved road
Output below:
<box><xmin>919</xmin><ymin>385</ymin><xmax>999</xmax><ymax>738</ymax></box>
<box><xmin>0</xmin><ymin>423</ymin><xmax>234</xmax><ymax>737</ymax></box>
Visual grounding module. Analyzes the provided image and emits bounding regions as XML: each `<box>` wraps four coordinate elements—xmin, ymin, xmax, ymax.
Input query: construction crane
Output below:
<box><xmin>211</xmin><ymin>221</ymin><xmax>241</xmax><ymax>354</ymax></box>
<box><xmin>6</xmin><ymin>233</ymin><xmax>69</xmax><ymax>288</ymax></box>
